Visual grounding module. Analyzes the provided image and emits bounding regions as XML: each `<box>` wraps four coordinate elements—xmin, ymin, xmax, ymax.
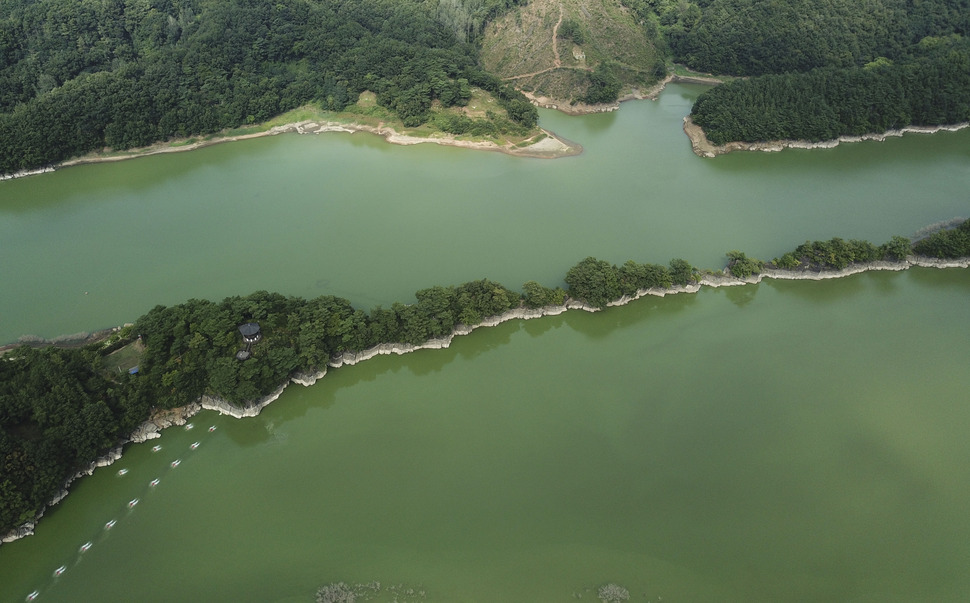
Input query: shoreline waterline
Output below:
<box><xmin>684</xmin><ymin>115</ymin><xmax>970</xmax><ymax>157</ymax></box>
<box><xmin>1</xmin><ymin>119</ymin><xmax>581</xmax><ymax>181</ymax></box>
<box><xmin>3</xmin><ymin>255</ymin><xmax>967</xmax><ymax>545</ymax></box>
<box><xmin>521</xmin><ymin>73</ymin><xmax>725</xmax><ymax>115</ymax></box>
<box><xmin>0</xmin><ymin>75</ymin><xmax>725</xmax><ymax>181</ymax></box>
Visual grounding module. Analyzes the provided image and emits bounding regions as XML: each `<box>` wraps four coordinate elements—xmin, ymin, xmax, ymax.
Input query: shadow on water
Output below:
<box><xmin>565</xmin><ymin>290</ymin><xmax>700</xmax><ymax>340</ymax></box>
<box><xmin>765</xmin><ymin>266</ymin><xmax>970</xmax><ymax>305</ymax></box>
<box><xmin>221</xmin><ymin>413</ymin><xmax>276</xmax><ymax>447</ymax></box>
<box><xmin>905</xmin><ymin>265</ymin><xmax>970</xmax><ymax>291</ymax></box>
<box><xmin>454</xmin><ymin>323</ymin><xmax>519</xmax><ymax>363</ymax></box>
<box><xmin>0</xmin><ymin>135</ymin><xmax>291</xmax><ymax>214</ymax></box>
<box><xmin>568</xmin><ymin>110</ymin><xmax>619</xmax><ymax>136</ymax></box>
<box><xmin>521</xmin><ymin>312</ymin><xmax>567</xmax><ymax>338</ymax></box>
<box><xmin>720</xmin><ymin>282</ymin><xmax>760</xmax><ymax>307</ymax></box>
<box><xmin>264</xmin><ymin>337</ymin><xmax>471</xmax><ymax>431</ymax></box>
<box><xmin>763</xmin><ymin>271</ymin><xmax>871</xmax><ymax>303</ymax></box>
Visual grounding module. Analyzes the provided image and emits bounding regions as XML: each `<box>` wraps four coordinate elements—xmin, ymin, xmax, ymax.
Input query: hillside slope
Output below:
<box><xmin>478</xmin><ymin>0</ymin><xmax>663</xmax><ymax>107</ymax></box>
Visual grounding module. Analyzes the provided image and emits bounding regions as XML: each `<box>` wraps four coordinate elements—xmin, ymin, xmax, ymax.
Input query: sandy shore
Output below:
<box><xmin>684</xmin><ymin>115</ymin><xmax>970</xmax><ymax>158</ymax></box>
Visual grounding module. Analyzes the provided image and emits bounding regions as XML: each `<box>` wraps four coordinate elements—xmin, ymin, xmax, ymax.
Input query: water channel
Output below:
<box><xmin>0</xmin><ymin>84</ymin><xmax>968</xmax><ymax>601</ymax></box>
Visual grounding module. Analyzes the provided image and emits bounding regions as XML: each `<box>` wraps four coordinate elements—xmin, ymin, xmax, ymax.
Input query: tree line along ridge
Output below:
<box><xmin>3</xmin><ymin>221</ymin><xmax>970</xmax><ymax>536</ymax></box>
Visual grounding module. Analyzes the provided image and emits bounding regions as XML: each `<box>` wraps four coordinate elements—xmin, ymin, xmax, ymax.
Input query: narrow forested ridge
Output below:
<box><xmin>0</xmin><ymin>0</ymin><xmax>536</xmax><ymax>174</ymax></box>
<box><xmin>4</xmin><ymin>0</ymin><xmax>970</xmax><ymax>539</ymax></box>
<box><xmin>5</xmin><ymin>222</ymin><xmax>970</xmax><ymax>536</ymax></box>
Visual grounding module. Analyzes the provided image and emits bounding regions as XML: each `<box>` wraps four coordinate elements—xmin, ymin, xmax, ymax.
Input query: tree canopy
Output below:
<box><xmin>691</xmin><ymin>35</ymin><xmax>970</xmax><ymax>144</ymax></box>
<box><xmin>0</xmin><ymin>0</ymin><xmax>536</xmax><ymax>174</ymax></box>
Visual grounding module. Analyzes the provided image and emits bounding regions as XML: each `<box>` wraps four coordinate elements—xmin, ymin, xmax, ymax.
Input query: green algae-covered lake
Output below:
<box><xmin>1</xmin><ymin>85</ymin><xmax>969</xmax><ymax>601</ymax></box>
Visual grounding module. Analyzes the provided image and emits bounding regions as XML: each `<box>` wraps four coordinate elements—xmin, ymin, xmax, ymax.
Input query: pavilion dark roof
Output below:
<box><xmin>238</xmin><ymin>323</ymin><xmax>261</xmax><ymax>337</ymax></box>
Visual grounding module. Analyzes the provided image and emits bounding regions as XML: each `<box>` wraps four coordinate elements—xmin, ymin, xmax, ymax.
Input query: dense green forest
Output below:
<box><xmin>0</xmin><ymin>0</ymin><xmax>536</xmax><ymax>174</ymax></box>
<box><xmin>671</xmin><ymin>0</ymin><xmax>970</xmax><ymax>144</ymax></box>
<box><xmin>691</xmin><ymin>35</ymin><xmax>970</xmax><ymax>144</ymax></box>
<box><xmin>434</xmin><ymin>0</ymin><xmax>527</xmax><ymax>43</ymax></box>
<box><xmin>5</xmin><ymin>0</ymin><xmax>969</xmax><ymax>167</ymax></box>
<box><xmin>5</xmin><ymin>223</ymin><xmax>970</xmax><ymax>535</ymax></box>
<box><xmin>619</xmin><ymin>0</ymin><xmax>970</xmax><ymax>77</ymax></box>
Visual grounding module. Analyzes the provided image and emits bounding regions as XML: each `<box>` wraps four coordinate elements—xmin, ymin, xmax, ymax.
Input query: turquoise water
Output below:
<box><xmin>1</xmin><ymin>85</ymin><xmax>969</xmax><ymax>601</ymax></box>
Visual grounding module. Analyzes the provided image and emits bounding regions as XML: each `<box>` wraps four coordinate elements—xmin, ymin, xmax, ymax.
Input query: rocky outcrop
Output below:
<box><xmin>130</xmin><ymin>403</ymin><xmax>201</xmax><ymax>442</ymax></box>
<box><xmin>2</xmin><ymin>522</ymin><xmax>35</xmax><ymax>543</ymax></box>
<box><xmin>200</xmin><ymin>382</ymin><xmax>286</xmax><ymax>419</ymax></box>
<box><xmin>196</xmin><ymin>369</ymin><xmax>328</xmax><ymax>418</ymax></box>
<box><xmin>0</xmin><ymin>166</ymin><xmax>55</xmax><ymax>181</ymax></box>
<box><xmin>290</xmin><ymin>369</ymin><xmax>328</xmax><ymax>387</ymax></box>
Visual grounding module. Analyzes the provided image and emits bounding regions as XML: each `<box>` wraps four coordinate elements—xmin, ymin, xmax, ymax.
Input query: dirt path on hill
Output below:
<box><xmin>552</xmin><ymin>3</ymin><xmax>563</xmax><ymax>68</ymax></box>
<box><xmin>505</xmin><ymin>4</ymin><xmax>582</xmax><ymax>81</ymax></box>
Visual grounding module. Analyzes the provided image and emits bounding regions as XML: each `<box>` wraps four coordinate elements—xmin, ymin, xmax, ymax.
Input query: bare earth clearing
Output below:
<box><xmin>480</xmin><ymin>0</ymin><xmax>660</xmax><ymax>111</ymax></box>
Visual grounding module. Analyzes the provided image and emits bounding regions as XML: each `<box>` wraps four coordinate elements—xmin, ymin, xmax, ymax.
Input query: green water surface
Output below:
<box><xmin>0</xmin><ymin>84</ymin><xmax>967</xmax><ymax>343</ymax></box>
<box><xmin>2</xmin><ymin>270</ymin><xmax>969</xmax><ymax>602</ymax></box>
<box><xmin>1</xmin><ymin>85</ymin><xmax>969</xmax><ymax>601</ymax></box>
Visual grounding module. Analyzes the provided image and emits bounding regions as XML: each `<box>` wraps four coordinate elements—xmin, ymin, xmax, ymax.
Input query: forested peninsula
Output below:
<box><xmin>4</xmin><ymin>220</ymin><xmax>970</xmax><ymax>541</ymax></box>
<box><xmin>0</xmin><ymin>0</ymin><xmax>539</xmax><ymax>175</ymax></box>
<box><xmin>675</xmin><ymin>0</ymin><xmax>970</xmax><ymax>149</ymax></box>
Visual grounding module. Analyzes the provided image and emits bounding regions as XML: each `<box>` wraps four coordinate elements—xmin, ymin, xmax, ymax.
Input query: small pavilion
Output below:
<box><xmin>236</xmin><ymin>323</ymin><xmax>262</xmax><ymax>360</ymax></box>
<box><xmin>239</xmin><ymin>323</ymin><xmax>262</xmax><ymax>344</ymax></box>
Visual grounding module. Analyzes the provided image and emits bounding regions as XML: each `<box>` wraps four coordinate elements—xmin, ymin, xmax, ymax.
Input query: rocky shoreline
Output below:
<box><xmin>684</xmin><ymin>115</ymin><xmax>970</xmax><ymax>158</ymax></box>
<box><xmin>1</xmin><ymin>118</ymin><xmax>580</xmax><ymax>182</ymax></box>
<box><xmin>1</xmin><ymin>74</ymin><xmax>735</xmax><ymax>181</ymax></box>
<box><xmin>0</xmin><ymin>166</ymin><xmax>55</xmax><ymax>181</ymax></box>
<box><xmin>3</xmin><ymin>255</ymin><xmax>967</xmax><ymax>545</ymax></box>
<box><xmin>0</xmin><ymin>325</ymin><xmax>130</xmax><ymax>357</ymax></box>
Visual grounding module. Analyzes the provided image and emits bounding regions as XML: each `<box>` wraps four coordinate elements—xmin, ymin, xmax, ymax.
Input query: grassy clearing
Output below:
<box><xmin>462</xmin><ymin>88</ymin><xmax>505</xmax><ymax>119</ymax></box>
<box><xmin>103</xmin><ymin>340</ymin><xmax>144</xmax><ymax>376</ymax></box>
<box><xmin>70</xmin><ymin>88</ymin><xmax>546</xmax><ymax>165</ymax></box>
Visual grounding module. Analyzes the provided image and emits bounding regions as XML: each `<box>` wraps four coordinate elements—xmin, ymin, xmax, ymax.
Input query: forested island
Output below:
<box><xmin>3</xmin><ymin>220</ymin><xmax>970</xmax><ymax>540</ymax></box>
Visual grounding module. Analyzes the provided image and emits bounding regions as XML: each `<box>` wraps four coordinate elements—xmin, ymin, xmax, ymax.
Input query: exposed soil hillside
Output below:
<box><xmin>479</xmin><ymin>0</ymin><xmax>661</xmax><ymax>107</ymax></box>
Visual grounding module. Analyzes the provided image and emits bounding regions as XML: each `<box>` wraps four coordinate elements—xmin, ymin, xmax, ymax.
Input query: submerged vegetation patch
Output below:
<box><xmin>315</xmin><ymin>580</ymin><xmax>425</xmax><ymax>603</ymax></box>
